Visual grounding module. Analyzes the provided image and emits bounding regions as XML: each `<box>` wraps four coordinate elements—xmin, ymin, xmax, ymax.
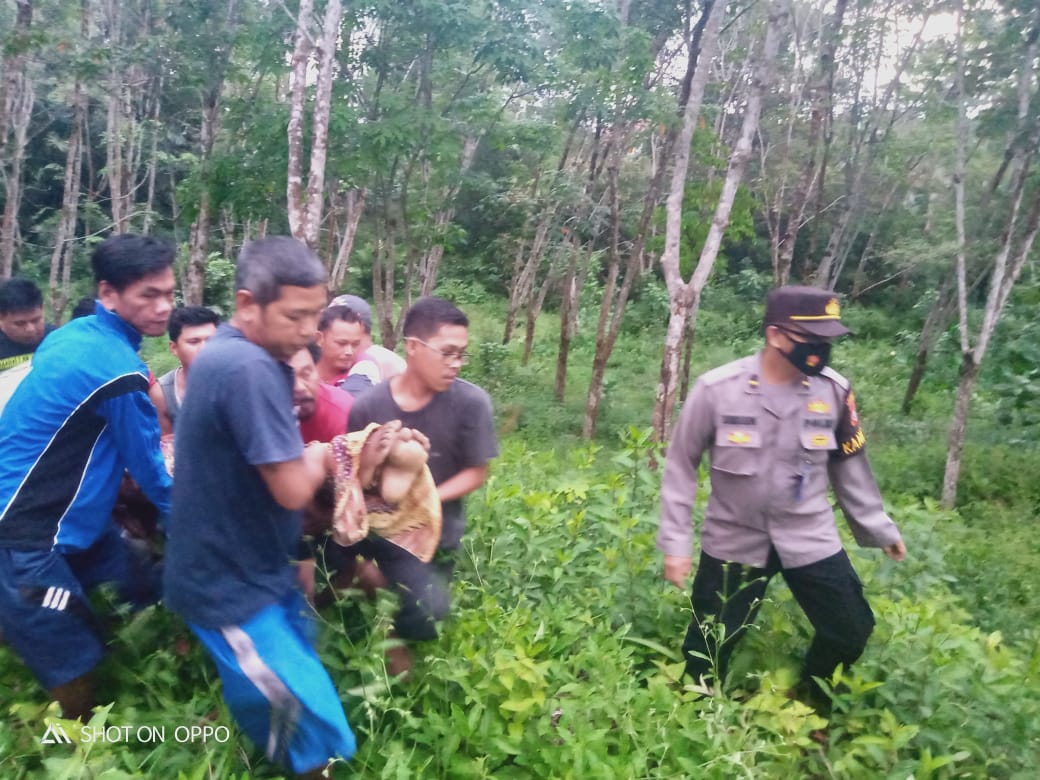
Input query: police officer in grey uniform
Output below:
<box><xmin>658</xmin><ymin>286</ymin><xmax>906</xmax><ymax>710</ymax></box>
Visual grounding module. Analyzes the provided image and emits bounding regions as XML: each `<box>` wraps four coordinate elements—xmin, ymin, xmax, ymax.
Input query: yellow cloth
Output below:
<box><xmin>331</xmin><ymin>424</ymin><xmax>442</xmax><ymax>563</ymax></box>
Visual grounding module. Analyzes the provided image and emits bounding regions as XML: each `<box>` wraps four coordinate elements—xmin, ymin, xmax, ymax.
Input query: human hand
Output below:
<box><xmin>883</xmin><ymin>539</ymin><xmax>906</xmax><ymax>562</ymax></box>
<box><xmin>663</xmin><ymin>555</ymin><xmax>692</xmax><ymax>588</ymax></box>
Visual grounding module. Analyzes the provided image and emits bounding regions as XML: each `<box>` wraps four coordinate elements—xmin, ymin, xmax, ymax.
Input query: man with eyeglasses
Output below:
<box><xmin>658</xmin><ymin>286</ymin><xmax>906</xmax><ymax>718</ymax></box>
<box><xmin>334</xmin><ymin>296</ymin><xmax>498</xmax><ymax>676</ymax></box>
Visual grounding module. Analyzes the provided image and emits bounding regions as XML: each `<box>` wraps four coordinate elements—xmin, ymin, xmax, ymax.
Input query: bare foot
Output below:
<box><xmin>356</xmin><ymin>421</ymin><xmax>402</xmax><ymax>490</ymax></box>
<box><xmin>385</xmin><ymin>640</ymin><xmax>413</xmax><ymax>680</ymax></box>
<box><xmin>379</xmin><ymin>428</ymin><xmax>429</xmax><ymax>503</ymax></box>
<box><xmin>393</xmin><ymin>427</ymin><xmax>430</xmax><ymax>452</ymax></box>
<box><xmin>321</xmin><ymin>441</ymin><xmax>336</xmax><ymax>475</ymax></box>
<box><xmin>50</xmin><ymin>674</ymin><xmax>95</xmax><ymax>722</ymax></box>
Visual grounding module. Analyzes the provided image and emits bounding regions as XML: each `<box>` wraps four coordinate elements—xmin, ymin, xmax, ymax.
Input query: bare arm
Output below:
<box><xmin>258</xmin><ymin>442</ymin><xmax>330</xmax><ymax>510</ymax></box>
<box><xmin>148</xmin><ymin>381</ymin><xmax>173</xmax><ymax>437</ymax></box>
<box><xmin>437</xmin><ymin>464</ymin><xmax>489</xmax><ymax>504</ymax></box>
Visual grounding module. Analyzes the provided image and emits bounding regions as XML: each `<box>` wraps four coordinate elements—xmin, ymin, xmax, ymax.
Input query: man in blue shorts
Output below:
<box><xmin>163</xmin><ymin>237</ymin><xmax>355</xmax><ymax>777</ymax></box>
<box><xmin>0</xmin><ymin>234</ymin><xmax>175</xmax><ymax>720</ymax></box>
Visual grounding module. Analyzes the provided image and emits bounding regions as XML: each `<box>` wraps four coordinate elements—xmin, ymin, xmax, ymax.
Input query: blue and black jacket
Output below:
<box><xmin>0</xmin><ymin>302</ymin><xmax>171</xmax><ymax>551</ymax></box>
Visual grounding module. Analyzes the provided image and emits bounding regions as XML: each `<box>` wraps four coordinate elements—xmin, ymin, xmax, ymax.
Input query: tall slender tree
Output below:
<box><xmin>47</xmin><ymin>0</ymin><xmax>91</xmax><ymax>322</ymax></box>
<box><xmin>183</xmin><ymin>0</ymin><xmax>241</xmax><ymax>304</ymax></box>
<box><xmin>653</xmin><ymin>0</ymin><xmax>787</xmax><ymax>440</ymax></box>
<box><xmin>941</xmin><ymin>0</ymin><xmax>1040</xmax><ymax>508</ymax></box>
<box><xmin>0</xmin><ymin>0</ymin><xmax>35</xmax><ymax>277</ymax></box>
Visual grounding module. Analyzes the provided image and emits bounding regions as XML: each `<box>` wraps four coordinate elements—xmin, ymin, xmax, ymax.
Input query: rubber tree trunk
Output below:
<box><xmin>184</xmin><ymin>95</ymin><xmax>223</xmax><ymax>305</ymax></box>
<box><xmin>502</xmin><ymin>237</ymin><xmax>528</xmax><ymax>345</ymax></box>
<box><xmin>554</xmin><ymin>241</ymin><xmax>581</xmax><ymax>402</ymax></box>
<box><xmin>653</xmin><ymin>0</ymin><xmax>785</xmax><ymax>440</ymax></box>
<box><xmin>105</xmin><ymin>83</ymin><xmax>127</xmax><ymax>231</ymax></box>
<box><xmin>901</xmin><ymin>274</ymin><xmax>955</xmax><ymax>415</ymax></box>
<box><xmin>0</xmin><ymin>82</ymin><xmax>31</xmax><ymax>277</ymax></box>
<box><xmin>940</xmin><ymin>355</ymin><xmax>978</xmax><ymax>509</ymax></box>
<box><xmin>328</xmin><ymin>188</ymin><xmax>368</xmax><ymax>294</ymax></box>
<box><xmin>286</xmin><ymin>0</ymin><xmax>314</xmax><ymax>241</ymax></box>
<box><xmin>522</xmin><ymin>267</ymin><xmax>555</xmax><ymax>367</ymax></box>
<box><xmin>47</xmin><ymin>83</ymin><xmax>85</xmax><ymax>323</ymax></box>
<box><xmin>582</xmin><ymin>160</ymin><xmax>623</xmax><ymax>439</ymax></box>
<box><xmin>372</xmin><ymin>211</ymin><xmax>397</xmax><ymax>349</ymax></box>
<box><xmin>183</xmin><ymin>0</ymin><xmax>240</xmax><ymax>304</ymax></box>
<box><xmin>504</xmin><ymin>210</ymin><xmax>553</xmax><ymax>345</ymax></box>
<box><xmin>774</xmin><ymin>0</ymin><xmax>847</xmax><ymax>286</ymax></box>
<box><xmin>941</xmin><ymin>0</ymin><xmax>1040</xmax><ymax>506</ymax></box>
<box><xmin>420</xmin><ymin>135</ymin><xmax>479</xmax><ymax>296</ymax></box>
<box><xmin>0</xmin><ymin>0</ymin><xmax>34</xmax><ymax>278</ymax></box>
<box><xmin>300</xmin><ymin>0</ymin><xmax>343</xmax><ymax>249</ymax></box>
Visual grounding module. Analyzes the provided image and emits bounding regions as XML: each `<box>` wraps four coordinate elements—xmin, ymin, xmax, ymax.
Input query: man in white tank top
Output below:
<box><xmin>149</xmin><ymin>306</ymin><xmax>220</xmax><ymax>435</ymax></box>
<box><xmin>327</xmin><ymin>294</ymin><xmax>405</xmax><ymax>396</ymax></box>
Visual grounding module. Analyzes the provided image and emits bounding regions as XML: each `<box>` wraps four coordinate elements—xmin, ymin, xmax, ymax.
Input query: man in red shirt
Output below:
<box><xmin>290</xmin><ymin>343</ymin><xmax>353</xmax><ymax>443</ymax></box>
<box><xmin>289</xmin><ymin>343</ymin><xmax>352</xmax><ymax>602</ymax></box>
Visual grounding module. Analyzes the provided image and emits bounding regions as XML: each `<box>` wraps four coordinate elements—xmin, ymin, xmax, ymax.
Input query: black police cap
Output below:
<box><xmin>764</xmin><ymin>286</ymin><xmax>850</xmax><ymax>338</ymax></box>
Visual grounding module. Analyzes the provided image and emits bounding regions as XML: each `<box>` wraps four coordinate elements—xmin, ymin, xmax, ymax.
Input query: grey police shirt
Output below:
<box><xmin>658</xmin><ymin>351</ymin><xmax>901</xmax><ymax>569</ymax></box>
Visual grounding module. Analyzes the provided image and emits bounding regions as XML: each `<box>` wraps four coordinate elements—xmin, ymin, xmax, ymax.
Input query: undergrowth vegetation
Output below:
<box><xmin>3</xmin><ymin>283</ymin><xmax>1038</xmax><ymax>777</ymax></box>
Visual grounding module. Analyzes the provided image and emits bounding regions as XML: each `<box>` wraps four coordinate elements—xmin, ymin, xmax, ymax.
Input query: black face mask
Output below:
<box><xmin>781</xmin><ymin>339</ymin><xmax>831</xmax><ymax>376</ymax></box>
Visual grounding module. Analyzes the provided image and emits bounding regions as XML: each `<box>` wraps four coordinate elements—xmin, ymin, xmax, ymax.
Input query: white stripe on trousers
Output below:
<box><xmin>221</xmin><ymin>625</ymin><xmax>301</xmax><ymax>764</ymax></box>
<box><xmin>42</xmin><ymin>586</ymin><xmax>69</xmax><ymax>610</ymax></box>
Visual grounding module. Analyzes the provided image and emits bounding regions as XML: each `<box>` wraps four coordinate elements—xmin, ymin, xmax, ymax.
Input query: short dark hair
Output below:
<box><xmin>168</xmin><ymin>306</ymin><xmax>221</xmax><ymax>342</ymax></box>
<box><xmin>71</xmin><ymin>297</ymin><xmax>96</xmax><ymax>319</ymax></box>
<box><xmin>235</xmin><ymin>236</ymin><xmax>326</xmax><ymax>306</ymax></box>
<box><xmin>0</xmin><ymin>278</ymin><xmax>44</xmax><ymax>315</ymax></box>
<box><xmin>318</xmin><ymin>304</ymin><xmax>363</xmax><ymax>332</ymax></box>
<box><xmin>402</xmin><ymin>296</ymin><xmax>468</xmax><ymax>340</ymax></box>
<box><xmin>305</xmin><ymin>341</ymin><xmax>321</xmax><ymax>363</ymax></box>
<box><xmin>91</xmin><ymin>234</ymin><xmax>176</xmax><ymax>292</ymax></box>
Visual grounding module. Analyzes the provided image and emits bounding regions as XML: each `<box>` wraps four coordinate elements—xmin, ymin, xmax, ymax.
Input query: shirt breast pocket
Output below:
<box><xmin>799</xmin><ymin>428</ymin><xmax>837</xmax><ymax>461</ymax></box>
<box><xmin>711</xmin><ymin>427</ymin><xmax>762</xmax><ymax>476</ymax></box>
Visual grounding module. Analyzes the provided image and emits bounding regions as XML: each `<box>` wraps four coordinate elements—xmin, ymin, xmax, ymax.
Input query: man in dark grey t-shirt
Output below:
<box><xmin>341</xmin><ymin>296</ymin><xmax>498</xmax><ymax>676</ymax></box>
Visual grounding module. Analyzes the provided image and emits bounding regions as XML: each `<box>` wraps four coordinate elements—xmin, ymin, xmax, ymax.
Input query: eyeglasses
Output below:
<box><xmin>408</xmin><ymin>337</ymin><xmax>470</xmax><ymax>365</ymax></box>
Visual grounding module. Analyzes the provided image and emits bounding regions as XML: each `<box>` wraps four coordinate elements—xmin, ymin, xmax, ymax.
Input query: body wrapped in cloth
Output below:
<box><xmin>328</xmin><ymin>422</ymin><xmax>441</xmax><ymax>563</ymax></box>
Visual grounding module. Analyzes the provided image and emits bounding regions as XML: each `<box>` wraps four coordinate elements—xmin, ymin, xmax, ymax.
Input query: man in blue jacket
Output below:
<box><xmin>0</xmin><ymin>234</ymin><xmax>175</xmax><ymax>720</ymax></box>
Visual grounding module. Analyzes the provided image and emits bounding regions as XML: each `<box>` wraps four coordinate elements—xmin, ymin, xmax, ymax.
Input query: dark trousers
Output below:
<box><xmin>682</xmin><ymin>548</ymin><xmax>875</xmax><ymax>697</ymax></box>
<box><xmin>323</xmin><ymin>535</ymin><xmax>453</xmax><ymax>642</ymax></box>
